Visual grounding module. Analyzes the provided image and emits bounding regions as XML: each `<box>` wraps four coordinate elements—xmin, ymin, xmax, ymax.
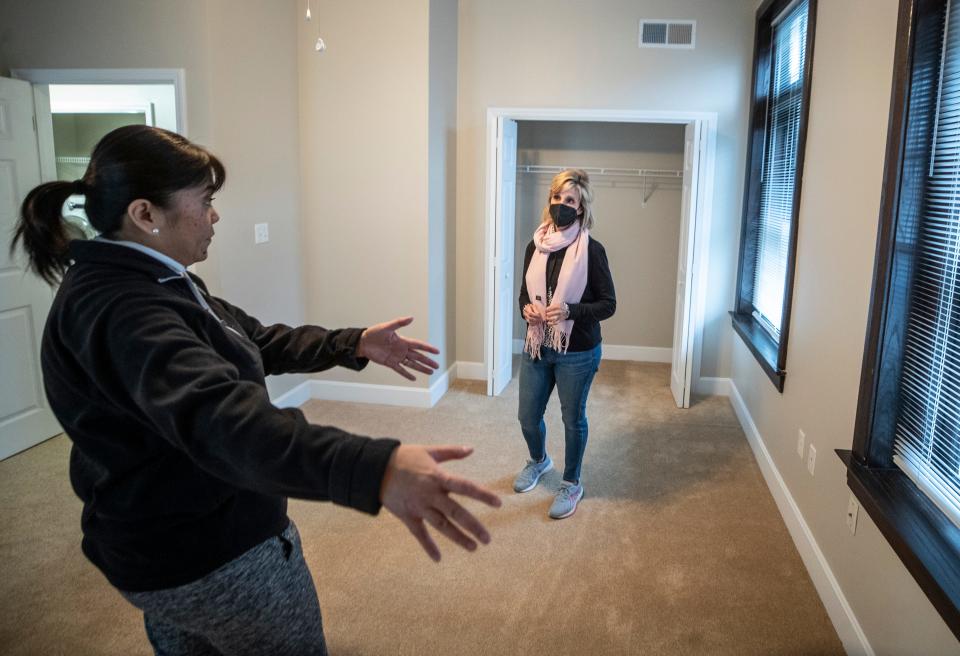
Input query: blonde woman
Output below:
<box><xmin>514</xmin><ymin>169</ymin><xmax>616</xmax><ymax>518</ymax></box>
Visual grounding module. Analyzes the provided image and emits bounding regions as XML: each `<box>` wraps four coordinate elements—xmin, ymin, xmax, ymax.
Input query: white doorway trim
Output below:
<box><xmin>483</xmin><ymin>107</ymin><xmax>718</xmax><ymax>404</ymax></box>
<box><xmin>10</xmin><ymin>68</ymin><xmax>188</xmax><ymax>136</ymax></box>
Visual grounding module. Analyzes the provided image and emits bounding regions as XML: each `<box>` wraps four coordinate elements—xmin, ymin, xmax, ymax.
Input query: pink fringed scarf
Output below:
<box><xmin>524</xmin><ymin>221</ymin><xmax>590</xmax><ymax>359</ymax></box>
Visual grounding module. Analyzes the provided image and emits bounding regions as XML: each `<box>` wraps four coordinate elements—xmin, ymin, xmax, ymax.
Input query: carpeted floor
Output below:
<box><xmin>0</xmin><ymin>361</ymin><xmax>844</xmax><ymax>655</ymax></box>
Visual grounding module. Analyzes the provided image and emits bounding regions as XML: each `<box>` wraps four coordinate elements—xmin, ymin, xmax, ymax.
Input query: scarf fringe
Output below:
<box><xmin>524</xmin><ymin>324</ymin><xmax>544</xmax><ymax>360</ymax></box>
<box><xmin>548</xmin><ymin>326</ymin><xmax>570</xmax><ymax>353</ymax></box>
<box><xmin>524</xmin><ymin>323</ymin><xmax>570</xmax><ymax>360</ymax></box>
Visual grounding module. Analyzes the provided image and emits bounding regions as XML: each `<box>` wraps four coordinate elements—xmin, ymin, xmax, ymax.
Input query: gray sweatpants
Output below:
<box><xmin>120</xmin><ymin>521</ymin><xmax>328</xmax><ymax>656</ymax></box>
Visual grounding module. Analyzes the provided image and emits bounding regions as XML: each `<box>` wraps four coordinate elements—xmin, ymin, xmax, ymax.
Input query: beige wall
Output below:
<box><xmin>0</xmin><ymin>0</ymin><xmax>308</xmax><ymax>399</ymax></box>
<box><xmin>512</xmin><ymin>121</ymin><xmax>684</xmax><ymax>349</ymax></box>
<box><xmin>457</xmin><ymin>0</ymin><xmax>755</xmax><ymax>374</ymax></box>
<box><xmin>428</xmin><ymin>0</ymin><xmax>459</xmax><ymax>376</ymax></box>
<box><xmin>296</xmin><ymin>0</ymin><xmax>443</xmax><ymax>388</ymax></box>
<box><xmin>732</xmin><ymin>0</ymin><xmax>960</xmax><ymax>651</ymax></box>
<box><xmin>4</xmin><ymin>0</ymin><xmax>956</xmax><ymax>649</ymax></box>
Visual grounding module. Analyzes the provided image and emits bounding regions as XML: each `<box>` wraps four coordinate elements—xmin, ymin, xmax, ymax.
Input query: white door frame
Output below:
<box><xmin>10</xmin><ymin>68</ymin><xmax>188</xmax><ymax>136</ymax></box>
<box><xmin>483</xmin><ymin>107</ymin><xmax>718</xmax><ymax>399</ymax></box>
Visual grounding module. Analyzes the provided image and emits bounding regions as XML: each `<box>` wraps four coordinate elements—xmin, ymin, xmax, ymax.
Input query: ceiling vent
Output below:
<box><xmin>639</xmin><ymin>20</ymin><xmax>696</xmax><ymax>49</ymax></box>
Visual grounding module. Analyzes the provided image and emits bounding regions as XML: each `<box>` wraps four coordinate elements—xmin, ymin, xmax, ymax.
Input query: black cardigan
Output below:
<box><xmin>518</xmin><ymin>237</ymin><xmax>617</xmax><ymax>352</ymax></box>
<box><xmin>42</xmin><ymin>239</ymin><xmax>399</xmax><ymax>592</ymax></box>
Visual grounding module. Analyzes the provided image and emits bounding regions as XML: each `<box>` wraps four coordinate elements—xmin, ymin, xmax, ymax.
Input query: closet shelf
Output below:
<box><xmin>56</xmin><ymin>156</ymin><xmax>91</xmax><ymax>165</ymax></box>
<box><xmin>518</xmin><ymin>165</ymin><xmax>682</xmax><ymax>179</ymax></box>
<box><xmin>519</xmin><ymin>165</ymin><xmax>682</xmax><ymax>205</ymax></box>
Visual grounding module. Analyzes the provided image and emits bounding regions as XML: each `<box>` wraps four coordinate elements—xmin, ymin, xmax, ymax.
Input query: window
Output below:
<box><xmin>843</xmin><ymin>0</ymin><xmax>960</xmax><ymax>638</ymax></box>
<box><xmin>732</xmin><ymin>0</ymin><xmax>817</xmax><ymax>391</ymax></box>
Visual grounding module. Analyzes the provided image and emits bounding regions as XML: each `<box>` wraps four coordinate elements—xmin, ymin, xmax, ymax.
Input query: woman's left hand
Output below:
<box><xmin>544</xmin><ymin>303</ymin><xmax>569</xmax><ymax>325</ymax></box>
<box><xmin>357</xmin><ymin>316</ymin><xmax>440</xmax><ymax>380</ymax></box>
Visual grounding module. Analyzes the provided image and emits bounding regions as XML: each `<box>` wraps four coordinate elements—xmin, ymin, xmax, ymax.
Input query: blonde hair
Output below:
<box><xmin>540</xmin><ymin>168</ymin><xmax>595</xmax><ymax>230</ymax></box>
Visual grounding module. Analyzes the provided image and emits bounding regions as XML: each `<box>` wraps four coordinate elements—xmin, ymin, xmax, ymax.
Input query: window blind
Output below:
<box><xmin>895</xmin><ymin>0</ymin><xmax>960</xmax><ymax>528</ymax></box>
<box><xmin>751</xmin><ymin>0</ymin><xmax>809</xmax><ymax>338</ymax></box>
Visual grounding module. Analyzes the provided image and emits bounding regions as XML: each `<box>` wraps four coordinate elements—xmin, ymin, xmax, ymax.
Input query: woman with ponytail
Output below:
<box><xmin>512</xmin><ymin>169</ymin><xmax>617</xmax><ymax>519</ymax></box>
<box><xmin>11</xmin><ymin>125</ymin><xmax>499</xmax><ymax>655</ymax></box>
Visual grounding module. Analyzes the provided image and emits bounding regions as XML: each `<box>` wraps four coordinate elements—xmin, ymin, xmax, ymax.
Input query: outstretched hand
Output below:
<box><xmin>357</xmin><ymin>316</ymin><xmax>440</xmax><ymax>381</ymax></box>
<box><xmin>380</xmin><ymin>445</ymin><xmax>502</xmax><ymax>562</ymax></box>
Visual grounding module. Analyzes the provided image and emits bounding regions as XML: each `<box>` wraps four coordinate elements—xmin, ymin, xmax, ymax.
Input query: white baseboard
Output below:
<box><xmin>512</xmin><ymin>339</ymin><xmax>672</xmax><ymax>363</ymax></box>
<box><xmin>271</xmin><ymin>380</ymin><xmax>312</xmax><ymax>409</ymax></box>
<box><xmin>602</xmin><ymin>344</ymin><xmax>672</xmax><ymax>363</ymax></box>
<box><xmin>456</xmin><ymin>361</ymin><xmax>486</xmax><ymax>381</ymax></box>
<box><xmin>269</xmin><ymin>365</ymin><xmax>454</xmax><ymax>410</ymax></box>
<box><xmin>695</xmin><ymin>376</ymin><xmax>731</xmax><ymax>396</ymax></box>
<box><xmin>429</xmin><ymin>365</ymin><xmax>453</xmax><ymax>406</ymax></box>
<box><xmin>728</xmin><ymin>381</ymin><xmax>874</xmax><ymax>656</ymax></box>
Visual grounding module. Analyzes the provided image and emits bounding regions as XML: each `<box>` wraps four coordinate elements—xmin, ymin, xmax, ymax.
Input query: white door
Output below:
<box><xmin>0</xmin><ymin>76</ymin><xmax>61</xmax><ymax>459</ymax></box>
<box><xmin>489</xmin><ymin>117</ymin><xmax>518</xmax><ymax>396</ymax></box>
<box><xmin>670</xmin><ymin>121</ymin><xmax>702</xmax><ymax>408</ymax></box>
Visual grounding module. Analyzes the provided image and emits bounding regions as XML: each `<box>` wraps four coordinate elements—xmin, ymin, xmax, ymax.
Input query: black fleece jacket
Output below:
<box><xmin>42</xmin><ymin>239</ymin><xmax>400</xmax><ymax>592</ymax></box>
<box><xmin>518</xmin><ymin>237</ymin><xmax>617</xmax><ymax>352</ymax></box>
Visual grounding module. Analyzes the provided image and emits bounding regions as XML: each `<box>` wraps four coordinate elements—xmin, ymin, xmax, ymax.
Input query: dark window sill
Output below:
<box><xmin>836</xmin><ymin>449</ymin><xmax>960</xmax><ymax>638</ymax></box>
<box><xmin>730</xmin><ymin>311</ymin><xmax>785</xmax><ymax>391</ymax></box>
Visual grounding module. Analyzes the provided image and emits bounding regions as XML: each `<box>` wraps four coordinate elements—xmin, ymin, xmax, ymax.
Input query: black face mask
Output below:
<box><xmin>549</xmin><ymin>203</ymin><xmax>579</xmax><ymax>228</ymax></box>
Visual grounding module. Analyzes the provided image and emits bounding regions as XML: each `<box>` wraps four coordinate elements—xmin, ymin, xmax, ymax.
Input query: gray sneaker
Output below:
<box><xmin>513</xmin><ymin>456</ymin><xmax>553</xmax><ymax>493</ymax></box>
<box><xmin>549</xmin><ymin>482</ymin><xmax>584</xmax><ymax>519</ymax></box>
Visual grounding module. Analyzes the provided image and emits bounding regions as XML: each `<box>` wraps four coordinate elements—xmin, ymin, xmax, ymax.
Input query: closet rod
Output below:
<box><xmin>56</xmin><ymin>156</ymin><xmax>91</xmax><ymax>165</ymax></box>
<box><xmin>517</xmin><ymin>165</ymin><xmax>682</xmax><ymax>178</ymax></box>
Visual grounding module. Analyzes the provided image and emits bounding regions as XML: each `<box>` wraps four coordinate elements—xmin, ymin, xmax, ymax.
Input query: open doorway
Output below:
<box><xmin>484</xmin><ymin>108</ymin><xmax>717</xmax><ymax>408</ymax></box>
<box><xmin>49</xmin><ymin>83</ymin><xmax>178</xmax><ymax>178</ymax></box>
<box><xmin>12</xmin><ymin>70</ymin><xmax>183</xmax><ymax>236</ymax></box>
<box><xmin>12</xmin><ymin>68</ymin><xmax>185</xmax><ymax>178</ymax></box>
<box><xmin>46</xmin><ymin>83</ymin><xmax>178</xmax><ymax>233</ymax></box>
<box><xmin>0</xmin><ymin>69</ymin><xmax>185</xmax><ymax>460</ymax></box>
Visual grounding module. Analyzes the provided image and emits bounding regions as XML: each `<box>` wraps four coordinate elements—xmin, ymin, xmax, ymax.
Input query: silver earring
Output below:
<box><xmin>151</xmin><ymin>228</ymin><xmax>160</xmax><ymax>235</ymax></box>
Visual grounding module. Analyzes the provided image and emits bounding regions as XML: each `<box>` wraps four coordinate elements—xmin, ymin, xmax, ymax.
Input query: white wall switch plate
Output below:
<box><xmin>254</xmin><ymin>223</ymin><xmax>269</xmax><ymax>244</ymax></box>
<box><xmin>846</xmin><ymin>494</ymin><xmax>859</xmax><ymax>535</ymax></box>
<box><xmin>797</xmin><ymin>429</ymin><xmax>806</xmax><ymax>459</ymax></box>
<box><xmin>807</xmin><ymin>444</ymin><xmax>816</xmax><ymax>476</ymax></box>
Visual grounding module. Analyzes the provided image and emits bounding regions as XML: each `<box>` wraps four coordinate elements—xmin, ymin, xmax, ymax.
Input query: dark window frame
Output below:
<box><xmin>839</xmin><ymin>0</ymin><xmax>960</xmax><ymax>639</ymax></box>
<box><xmin>732</xmin><ymin>0</ymin><xmax>818</xmax><ymax>392</ymax></box>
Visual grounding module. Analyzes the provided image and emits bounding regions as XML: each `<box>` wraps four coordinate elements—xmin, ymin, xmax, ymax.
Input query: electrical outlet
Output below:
<box><xmin>797</xmin><ymin>429</ymin><xmax>806</xmax><ymax>459</ymax></box>
<box><xmin>806</xmin><ymin>444</ymin><xmax>816</xmax><ymax>475</ymax></box>
<box><xmin>846</xmin><ymin>494</ymin><xmax>859</xmax><ymax>535</ymax></box>
<box><xmin>254</xmin><ymin>223</ymin><xmax>269</xmax><ymax>244</ymax></box>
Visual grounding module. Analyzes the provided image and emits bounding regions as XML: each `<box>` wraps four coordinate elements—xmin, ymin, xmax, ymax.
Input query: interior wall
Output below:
<box><xmin>297</xmin><ymin>0</ymin><xmax>434</xmax><ymax>388</ymax></box>
<box><xmin>731</xmin><ymin>0</ymin><xmax>960</xmax><ymax>652</ymax></box>
<box><xmin>512</xmin><ymin>121</ymin><xmax>684</xmax><ymax>351</ymax></box>
<box><xmin>457</xmin><ymin>0</ymin><xmax>755</xmax><ymax>377</ymax></box>
<box><xmin>428</xmin><ymin>0</ymin><xmax>458</xmax><ymax>378</ymax></box>
<box><xmin>0</xmin><ymin>0</ymin><xmax>216</xmax><ymax>278</ymax></box>
<box><xmin>0</xmin><ymin>0</ymin><xmax>308</xmax><ymax>399</ymax></box>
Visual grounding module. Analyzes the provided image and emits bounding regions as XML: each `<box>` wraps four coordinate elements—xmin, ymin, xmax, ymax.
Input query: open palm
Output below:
<box><xmin>357</xmin><ymin>316</ymin><xmax>440</xmax><ymax>381</ymax></box>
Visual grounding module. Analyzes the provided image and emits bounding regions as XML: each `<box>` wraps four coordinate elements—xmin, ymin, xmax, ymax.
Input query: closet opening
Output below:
<box><xmin>11</xmin><ymin>68</ymin><xmax>186</xmax><ymax>177</ymax></box>
<box><xmin>484</xmin><ymin>108</ymin><xmax>717</xmax><ymax>408</ymax></box>
<box><xmin>0</xmin><ymin>69</ymin><xmax>186</xmax><ymax>459</ymax></box>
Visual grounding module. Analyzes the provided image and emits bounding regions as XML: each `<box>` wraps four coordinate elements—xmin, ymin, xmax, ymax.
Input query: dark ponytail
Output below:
<box><xmin>10</xmin><ymin>125</ymin><xmax>225</xmax><ymax>286</ymax></box>
<box><xmin>11</xmin><ymin>181</ymin><xmax>81</xmax><ymax>285</ymax></box>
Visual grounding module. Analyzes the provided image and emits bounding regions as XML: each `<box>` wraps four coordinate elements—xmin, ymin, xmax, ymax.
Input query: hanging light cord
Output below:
<box><xmin>306</xmin><ymin>0</ymin><xmax>325</xmax><ymax>52</ymax></box>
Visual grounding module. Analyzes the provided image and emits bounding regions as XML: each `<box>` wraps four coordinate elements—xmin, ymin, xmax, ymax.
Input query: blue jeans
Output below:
<box><xmin>517</xmin><ymin>344</ymin><xmax>602</xmax><ymax>483</ymax></box>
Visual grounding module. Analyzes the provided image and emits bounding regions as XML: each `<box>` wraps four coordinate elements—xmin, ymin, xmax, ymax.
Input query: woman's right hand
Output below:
<box><xmin>380</xmin><ymin>445</ymin><xmax>502</xmax><ymax>562</ymax></box>
<box><xmin>523</xmin><ymin>304</ymin><xmax>543</xmax><ymax>325</ymax></box>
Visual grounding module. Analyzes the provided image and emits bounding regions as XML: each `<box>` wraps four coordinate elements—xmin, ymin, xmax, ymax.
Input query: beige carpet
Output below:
<box><xmin>0</xmin><ymin>361</ymin><xmax>843</xmax><ymax>655</ymax></box>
